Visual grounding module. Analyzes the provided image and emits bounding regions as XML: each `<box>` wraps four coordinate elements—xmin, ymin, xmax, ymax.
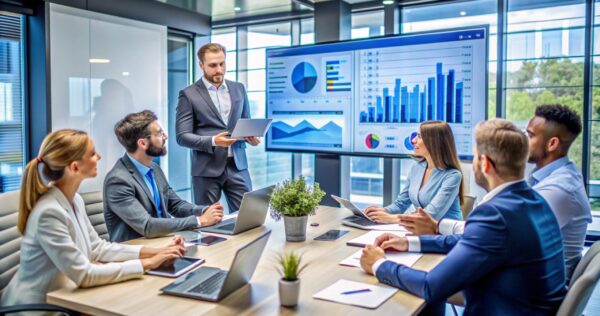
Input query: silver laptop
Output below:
<box><xmin>331</xmin><ymin>195</ymin><xmax>386</xmax><ymax>229</ymax></box>
<box><xmin>160</xmin><ymin>230</ymin><xmax>271</xmax><ymax>302</ymax></box>
<box><xmin>199</xmin><ymin>185</ymin><xmax>274</xmax><ymax>235</ymax></box>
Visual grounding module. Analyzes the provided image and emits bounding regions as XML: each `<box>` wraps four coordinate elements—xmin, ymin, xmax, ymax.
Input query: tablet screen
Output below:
<box><xmin>148</xmin><ymin>257</ymin><xmax>203</xmax><ymax>277</ymax></box>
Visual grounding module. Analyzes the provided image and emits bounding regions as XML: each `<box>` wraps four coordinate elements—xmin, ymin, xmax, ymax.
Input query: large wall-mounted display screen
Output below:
<box><xmin>265</xmin><ymin>27</ymin><xmax>487</xmax><ymax>158</ymax></box>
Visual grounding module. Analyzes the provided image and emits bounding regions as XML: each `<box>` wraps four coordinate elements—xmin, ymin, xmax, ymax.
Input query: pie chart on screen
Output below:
<box><xmin>365</xmin><ymin>133</ymin><xmax>380</xmax><ymax>149</ymax></box>
<box><xmin>291</xmin><ymin>62</ymin><xmax>317</xmax><ymax>93</ymax></box>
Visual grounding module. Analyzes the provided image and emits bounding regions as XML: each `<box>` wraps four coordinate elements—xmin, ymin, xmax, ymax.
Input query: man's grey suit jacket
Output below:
<box><xmin>103</xmin><ymin>154</ymin><xmax>206</xmax><ymax>242</ymax></box>
<box><xmin>176</xmin><ymin>79</ymin><xmax>249</xmax><ymax>177</ymax></box>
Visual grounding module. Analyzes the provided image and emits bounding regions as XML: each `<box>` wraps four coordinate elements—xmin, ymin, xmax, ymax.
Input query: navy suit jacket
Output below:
<box><xmin>376</xmin><ymin>181</ymin><xmax>567</xmax><ymax>315</ymax></box>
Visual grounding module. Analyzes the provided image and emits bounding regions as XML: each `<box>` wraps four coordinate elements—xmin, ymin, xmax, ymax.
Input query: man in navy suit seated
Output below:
<box><xmin>360</xmin><ymin>119</ymin><xmax>567</xmax><ymax>315</ymax></box>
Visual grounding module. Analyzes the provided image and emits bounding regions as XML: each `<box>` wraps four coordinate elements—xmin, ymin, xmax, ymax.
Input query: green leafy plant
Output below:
<box><xmin>269</xmin><ymin>176</ymin><xmax>325</xmax><ymax>220</ymax></box>
<box><xmin>277</xmin><ymin>251</ymin><xmax>307</xmax><ymax>281</ymax></box>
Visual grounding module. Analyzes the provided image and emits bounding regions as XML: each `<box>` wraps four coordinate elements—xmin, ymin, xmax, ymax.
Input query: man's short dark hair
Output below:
<box><xmin>534</xmin><ymin>104</ymin><xmax>582</xmax><ymax>152</ymax></box>
<box><xmin>114</xmin><ymin>110</ymin><xmax>157</xmax><ymax>153</ymax></box>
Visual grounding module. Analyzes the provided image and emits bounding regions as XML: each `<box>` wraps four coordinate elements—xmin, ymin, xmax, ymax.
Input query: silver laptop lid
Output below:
<box><xmin>331</xmin><ymin>194</ymin><xmax>370</xmax><ymax>219</ymax></box>
<box><xmin>232</xmin><ymin>185</ymin><xmax>274</xmax><ymax>233</ymax></box>
<box><xmin>217</xmin><ymin>230</ymin><xmax>272</xmax><ymax>299</ymax></box>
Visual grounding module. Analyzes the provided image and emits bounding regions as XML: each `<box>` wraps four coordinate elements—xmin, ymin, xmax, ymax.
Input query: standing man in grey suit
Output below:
<box><xmin>176</xmin><ymin>43</ymin><xmax>260</xmax><ymax>212</ymax></box>
<box><xmin>104</xmin><ymin>110</ymin><xmax>224</xmax><ymax>242</ymax></box>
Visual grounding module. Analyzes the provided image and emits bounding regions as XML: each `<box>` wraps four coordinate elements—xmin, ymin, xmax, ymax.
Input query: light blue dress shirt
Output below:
<box><xmin>127</xmin><ymin>154</ymin><xmax>154</xmax><ymax>196</ymax></box>
<box><xmin>530</xmin><ymin>156</ymin><xmax>592</xmax><ymax>279</ymax></box>
<box><xmin>126</xmin><ymin>154</ymin><xmax>166</xmax><ymax>218</ymax></box>
<box><xmin>385</xmin><ymin>161</ymin><xmax>463</xmax><ymax>220</ymax></box>
<box><xmin>202</xmin><ymin>76</ymin><xmax>234</xmax><ymax>157</ymax></box>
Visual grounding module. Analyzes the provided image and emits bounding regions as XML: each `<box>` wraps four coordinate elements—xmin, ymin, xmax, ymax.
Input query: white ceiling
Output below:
<box><xmin>157</xmin><ymin>0</ymin><xmax>379</xmax><ymax>22</ymax></box>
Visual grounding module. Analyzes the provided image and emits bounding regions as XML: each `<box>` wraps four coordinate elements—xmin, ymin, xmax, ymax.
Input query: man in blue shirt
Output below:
<box><xmin>361</xmin><ymin>119</ymin><xmax>566</xmax><ymax>315</ymax></box>
<box><xmin>104</xmin><ymin>110</ymin><xmax>224</xmax><ymax>242</ymax></box>
<box><xmin>398</xmin><ymin>104</ymin><xmax>592</xmax><ymax>281</ymax></box>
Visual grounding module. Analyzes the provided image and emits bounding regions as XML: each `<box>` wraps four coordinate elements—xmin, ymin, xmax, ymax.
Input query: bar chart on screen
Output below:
<box><xmin>353</xmin><ymin>40</ymin><xmax>476</xmax><ymax>155</ymax></box>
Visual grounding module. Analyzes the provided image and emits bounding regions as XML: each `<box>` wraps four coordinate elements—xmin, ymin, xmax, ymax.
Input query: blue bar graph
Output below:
<box><xmin>359</xmin><ymin>62</ymin><xmax>464</xmax><ymax>124</ymax></box>
<box><xmin>393</xmin><ymin>79</ymin><xmax>400</xmax><ymax>123</ymax></box>
<box><xmin>436</xmin><ymin>63</ymin><xmax>445</xmax><ymax>121</ymax></box>
<box><xmin>455</xmin><ymin>82</ymin><xmax>463</xmax><ymax>123</ymax></box>
<box><xmin>446</xmin><ymin>69</ymin><xmax>455</xmax><ymax>124</ymax></box>
<box><xmin>376</xmin><ymin>96</ymin><xmax>383</xmax><ymax>122</ymax></box>
<box><xmin>427</xmin><ymin>77</ymin><xmax>435</xmax><ymax>120</ymax></box>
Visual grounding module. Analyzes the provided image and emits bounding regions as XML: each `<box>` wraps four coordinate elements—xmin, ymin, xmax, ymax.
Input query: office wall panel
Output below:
<box><xmin>49</xmin><ymin>3</ymin><xmax>167</xmax><ymax>192</ymax></box>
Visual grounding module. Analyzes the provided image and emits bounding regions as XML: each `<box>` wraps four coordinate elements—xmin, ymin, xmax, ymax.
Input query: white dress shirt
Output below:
<box><xmin>203</xmin><ymin>76</ymin><xmax>233</xmax><ymax>157</ymax></box>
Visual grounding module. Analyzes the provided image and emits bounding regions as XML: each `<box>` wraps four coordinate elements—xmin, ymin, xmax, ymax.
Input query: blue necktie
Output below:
<box><xmin>145</xmin><ymin>168</ymin><xmax>164</xmax><ymax>218</ymax></box>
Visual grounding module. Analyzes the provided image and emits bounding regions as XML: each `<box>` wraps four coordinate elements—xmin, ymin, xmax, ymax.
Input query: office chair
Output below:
<box><xmin>0</xmin><ymin>191</ymin><xmax>78</xmax><ymax>316</ymax></box>
<box><xmin>80</xmin><ymin>191</ymin><xmax>109</xmax><ymax>240</ymax></box>
<box><xmin>556</xmin><ymin>241</ymin><xmax>600</xmax><ymax>316</ymax></box>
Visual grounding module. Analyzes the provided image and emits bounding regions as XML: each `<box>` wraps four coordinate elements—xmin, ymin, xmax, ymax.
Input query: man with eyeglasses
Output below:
<box><xmin>104</xmin><ymin>110</ymin><xmax>224</xmax><ymax>242</ymax></box>
<box><xmin>396</xmin><ymin>104</ymin><xmax>591</xmax><ymax>282</ymax></box>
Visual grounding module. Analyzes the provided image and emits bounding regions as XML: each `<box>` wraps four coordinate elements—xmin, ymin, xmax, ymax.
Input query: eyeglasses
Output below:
<box><xmin>145</xmin><ymin>129</ymin><xmax>165</xmax><ymax>138</ymax></box>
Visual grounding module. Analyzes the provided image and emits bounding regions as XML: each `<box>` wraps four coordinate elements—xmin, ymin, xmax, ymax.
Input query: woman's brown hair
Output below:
<box><xmin>18</xmin><ymin>129</ymin><xmax>89</xmax><ymax>234</ymax></box>
<box><xmin>418</xmin><ymin>121</ymin><xmax>465</xmax><ymax>206</ymax></box>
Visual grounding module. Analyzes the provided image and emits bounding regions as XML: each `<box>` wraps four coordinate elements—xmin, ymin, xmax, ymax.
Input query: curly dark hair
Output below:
<box><xmin>534</xmin><ymin>104</ymin><xmax>582</xmax><ymax>137</ymax></box>
<box><xmin>534</xmin><ymin>104</ymin><xmax>582</xmax><ymax>153</ymax></box>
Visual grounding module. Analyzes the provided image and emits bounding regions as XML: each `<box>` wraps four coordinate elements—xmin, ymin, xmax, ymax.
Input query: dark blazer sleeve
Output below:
<box><xmin>175</xmin><ymin>89</ymin><xmax>214</xmax><ymax>153</ymax></box>
<box><xmin>105</xmin><ymin>175</ymin><xmax>199</xmax><ymax>238</ymax></box>
<box><xmin>163</xmin><ymin>178</ymin><xmax>206</xmax><ymax>217</ymax></box>
<box><xmin>375</xmin><ymin>204</ymin><xmax>509</xmax><ymax>303</ymax></box>
<box><xmin>419</xmin><ymin>234</ymin><xmax>463</xmax><ymax>254</ymax></box>
<box><xmin>241</xmin><ymin>84</ymin><xmax>250</xmax><ymax>119</ymax></box>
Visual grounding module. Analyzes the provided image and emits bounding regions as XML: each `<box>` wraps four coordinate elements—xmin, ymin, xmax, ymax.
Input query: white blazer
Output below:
<box><xmin>1</xmin><ymin>187</ymin><xmax>144</xmax><ymax>306</ymax></box>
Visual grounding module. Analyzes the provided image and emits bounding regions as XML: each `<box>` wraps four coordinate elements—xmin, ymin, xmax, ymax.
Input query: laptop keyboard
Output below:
<box><xmin>188</xmin><ymin>271</ymin><xmax>227</xmax><ymax>295</ymax></box>
<box><xmin>347</xmin><ymin>215</ymin><xmax>383</xmax><ymax>226</ymax></box>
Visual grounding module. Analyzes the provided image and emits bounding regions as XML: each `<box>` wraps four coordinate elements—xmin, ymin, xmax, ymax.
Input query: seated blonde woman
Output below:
<box><xmin>1</xmin><ymin>129</ymin><xmax>184</xmax><ymax>307</ymax></box>
<box><xmin>365</xmin><ymin>121</ymin><xmax>464</xmax><ymax>223</ymax></box>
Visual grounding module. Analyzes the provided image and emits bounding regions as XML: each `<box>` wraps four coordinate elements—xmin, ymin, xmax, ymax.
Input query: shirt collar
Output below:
<box><xmin>201</xmin><ymin>76</ymin><xmax>228</xmax><ymax>92</ymax></box>
<box><xmin>531</xmin><ymin>156</ymin><xmax>570</xmax><ymax>183</ymax></box>
<box><xmin>127</xmin><ymin>153</ymin><xmax>152</xmax><ymax>176</ymax></box>
<box><xmin>480</xmin><ymin>179</ymin><xmax>525</xmax><ymax>204</ymax></box>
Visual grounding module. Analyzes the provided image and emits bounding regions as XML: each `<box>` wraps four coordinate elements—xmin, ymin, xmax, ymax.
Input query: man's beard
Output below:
<box><xmin>205</xmin><ymin>73</ymin><xmax>223</xmax><ymax>84</ymax></box>
<box><xmin>146</xmin><ymin>142</ymin><xmax>167</xmax><ymax>157</ymax></box>
<box><xmin>474</xmin><ymin>159</ymin><xmax>490</xmax><ymax>192</ymax></box>
<box><xmin>527</xmin><ymin>147</ymin><xmax>547</xmax><ymax>164</ymax></box>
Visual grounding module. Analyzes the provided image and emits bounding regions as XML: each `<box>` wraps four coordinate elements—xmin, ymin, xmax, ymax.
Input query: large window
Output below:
<box><xmin>211</xmin><ymin>23</ymin><xmax>293</xmax><ymax>192</ymax></box>
<box><xmin>590</xmin><ymin>0</ymin><xmax>600</xmax><ymax>209</ymax></box>
<box><xmin>167</xmin><ymin>35</ymin><xmax>193</xmax><ymax>201</ymax></box>
<box><xmin>0</xmin><ymin>12</ymin><xmax>24</xmax><ymax>193</ymax></box>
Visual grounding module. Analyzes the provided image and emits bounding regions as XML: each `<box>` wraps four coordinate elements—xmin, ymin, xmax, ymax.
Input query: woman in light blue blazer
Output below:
<box><xmin>365</xmin><ymin>121</ymin><xmax>464</xmax><ymax>222</ymax></box>
<box><xmin>1</xmin><ymin>129</ymin><xmax>186</xmax><ymax>307</ymax></box>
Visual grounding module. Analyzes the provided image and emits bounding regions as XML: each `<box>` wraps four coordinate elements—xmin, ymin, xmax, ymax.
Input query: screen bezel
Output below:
<box><xmin>264</xmin><ymin>25</ymin><xmax>490</xmax><ymax>161</ymax></box>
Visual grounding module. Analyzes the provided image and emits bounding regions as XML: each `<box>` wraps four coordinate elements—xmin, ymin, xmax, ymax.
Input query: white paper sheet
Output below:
<box><xmin>313</xmin><ymin>279</ymin><xmax>398</xmax><ymax>309</ymax></box>
<box><xmin>339</xmin><ymin>249</ymin><xmax>422</xmax><ymax>268</ymax></box>
<box><xmin>346</xmin><ymin>230</ymin><xmax>406</xmax><ymax>247</ymax></box>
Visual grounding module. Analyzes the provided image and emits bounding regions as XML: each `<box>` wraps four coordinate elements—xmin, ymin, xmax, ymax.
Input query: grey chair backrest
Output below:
<box><xmin>557</xmin><ymin>248</ymin><xmax>600</xmax><ymax>316</ymax></box>
<box><xmin>570</xmin><ymin>241</ymin><xmax>600</xmax><ymax>288</ymax></box>
<box><xmin>0</xmin><ymin>191</ymin><xmax>21</xmax><ymax>297</ymax></box>
<box><xmin>461</xmin><ymin>195</ymin><xmax>476</xmax><ymax>219</ymax></box>
<box><xmin>80</xmin><ymin>191</ymin><xmax>109</xmax><ymax>240</ymax></box>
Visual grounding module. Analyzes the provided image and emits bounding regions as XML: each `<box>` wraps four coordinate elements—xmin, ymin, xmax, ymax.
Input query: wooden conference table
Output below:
<box><xmin>47</xmin><ymin>206</ymin><xmax>445</xmax><ymax>316</ymax></box>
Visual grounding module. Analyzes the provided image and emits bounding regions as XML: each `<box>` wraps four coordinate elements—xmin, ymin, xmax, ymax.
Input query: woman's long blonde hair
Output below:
<box><xmin>418</xmin><ymin>121</ymin><xmax>465</xmax><ymax>206</ymax></box>
<box><xmin>18</xmin><ymin>129</ymin><xmax>89</xmax><ymax>234</ymax></box>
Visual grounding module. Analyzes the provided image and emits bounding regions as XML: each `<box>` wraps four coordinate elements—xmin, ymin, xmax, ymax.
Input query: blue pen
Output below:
<box><xmin>341</xmin><ymin>288</ymin><xmax>372</xmax><ymax>295</ymax></box>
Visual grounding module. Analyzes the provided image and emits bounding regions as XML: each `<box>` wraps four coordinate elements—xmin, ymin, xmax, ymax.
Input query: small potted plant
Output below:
<box><xmin>269</xmin><ymin>176</ymin><xmax>325</xmax><ymax>242</ymax></box>
<box><xmin>277</xmin><ymin>251</ymin><xmax>307</xmax><ymax>307</ymax></box>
